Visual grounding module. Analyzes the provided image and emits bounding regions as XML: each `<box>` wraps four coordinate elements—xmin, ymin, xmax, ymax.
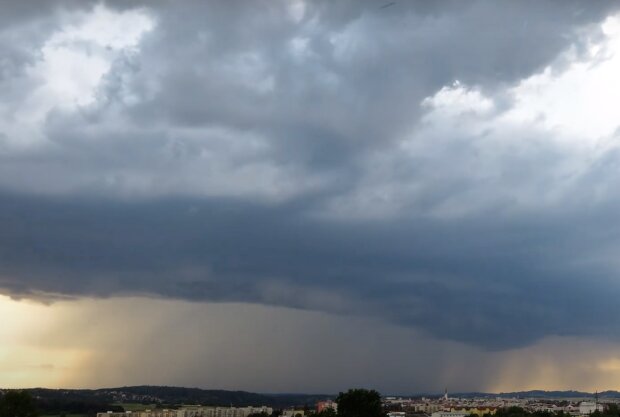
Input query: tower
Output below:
<box><xmin>595</xmin><ymin>391</ymin><xmax>599</xmax><ymax>413</ymax></box>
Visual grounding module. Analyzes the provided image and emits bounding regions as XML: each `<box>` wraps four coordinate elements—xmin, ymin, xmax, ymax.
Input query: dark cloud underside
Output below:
<box><xmin>1</xmin><ymin>0</ymin><xmax>620</xmax><ymax>351</ymax></box>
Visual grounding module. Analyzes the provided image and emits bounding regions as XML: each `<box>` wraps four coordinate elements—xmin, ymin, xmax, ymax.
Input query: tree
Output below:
<box><xmin>336</xmin><ymin>389</ymin><xmax>384</xmax><ymax>417</ymax></box>
<box><xmin>605</xmin><ymin>404</ymin><xmax>620</xmax><ymax>417</ymax></box>
<box><xmin>0</xmin><ymin>391</ymin><xmax>38</xmax><ymax>417</ymax></box>
<box><xmin>317</xmin><ymin>409</ymin><xmax>337</xmax><ymax>417</ymax></box>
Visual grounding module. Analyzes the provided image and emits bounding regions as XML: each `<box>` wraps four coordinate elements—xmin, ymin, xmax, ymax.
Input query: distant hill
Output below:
<box><xmin>414</xmin><ymin>390</ymin><xmax>620</xmax><ymax>399</ymax></box>
<box><xmin>0</xmin><ymin>386</ymin><xmax>333</xmax><ymax>413</ymax></box>
<box><xmin>4</xmin><ymin>385</ymin><xmax>620</xmax><ymax>417</ymax></box>
<box><xmin>98</xmin><ymin>386</ymin><xmax>332</xmax><ymax>406</ymax></box>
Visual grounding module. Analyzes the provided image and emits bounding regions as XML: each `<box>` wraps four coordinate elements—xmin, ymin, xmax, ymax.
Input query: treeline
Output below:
<box><xmin>35</xmin><ymin>398</ymin><xmax>124</xmax><ymax>416</ymax></box>
<box><xmin>0</xmin><ymin>390</ymin><xmax>123</xmax><ymax>417</ymax></box>
<box><xmin>0</xmin><ymin>389</ymin><xmax>382</xmax><ymax>417</ymax></box>
<box><xmin>110</xmin><ymin>387</ymin><xmax>268</xmax><ymax>407</ymax></box>
<box><xmin>2</xmin><ymin>387</ymin><xmax>332</xmax><ymax>409</ymax></box>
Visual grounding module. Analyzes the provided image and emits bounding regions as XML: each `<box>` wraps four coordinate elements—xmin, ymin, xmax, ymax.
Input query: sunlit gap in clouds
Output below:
<box><xmin>0</xmin><ymin>294</ymin><xmax>84</xmax><ymax>388</ymax></box>
<box><xmin>2</xmin><ymin>4</ymin><xmax>155</xmax><ymax>149</ymax></box>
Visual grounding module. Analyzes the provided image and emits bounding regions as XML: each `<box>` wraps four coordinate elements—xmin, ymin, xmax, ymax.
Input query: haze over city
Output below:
<box><xmin>3</xmin><ymin>0</ymin><xmax>620</xmax><ymax>395</ymax></box>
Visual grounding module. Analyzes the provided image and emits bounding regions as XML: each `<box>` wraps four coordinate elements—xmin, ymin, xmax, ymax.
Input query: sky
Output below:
<box><xmin>2</xmin><ymin>0</ymin><xmax>620</xmax><ymax>394</ymax></box>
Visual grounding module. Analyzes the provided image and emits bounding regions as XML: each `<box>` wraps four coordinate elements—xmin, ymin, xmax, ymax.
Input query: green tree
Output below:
<box><xmin>605</xmin><ymin>404</ymin><xmax>620</xmax><ymax>417</ymax></box>
<box><xmin>0</xmin><ymin>391</ymin><xmax>38</xmax><ymax>417</ymax></box>
<box><xmin>336</xmin><ymin>389</ymin><xmax>384</xmax><ymax>417</ymax></box>
<box><xmin>318</xmin><ymin>409</ymin><xmax>337</xmax><ymax>417</ymax></box>
<box><xmin>309</xmin><ymin>409</ymin><xmax>337</xmax><ymax>417</ymax></box>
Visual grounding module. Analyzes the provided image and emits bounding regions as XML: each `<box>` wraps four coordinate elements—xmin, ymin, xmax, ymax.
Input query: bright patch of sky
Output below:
<box><xmin>320</xmin><ymin>13</ymin><xmax>620</xmax><ymax>220</ymax></box>
<box><xmin>1</xmin><ymin>5</ymin><xmax>154</xmax><ymax>148</ymax></box>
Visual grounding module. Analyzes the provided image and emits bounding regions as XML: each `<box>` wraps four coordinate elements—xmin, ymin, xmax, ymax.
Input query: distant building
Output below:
<box><xmin>282</xmin><ymin>410</ymin><xmax>305</xmax><ymax>417</ymax></box>
<box><xmin>450</xmin><ymin>407</ymin><xmax>497</xmax><ymax>416</ymax></box>
<box><xmin>97</xmin><ymin>406</ymin><xmax>273</xmax><ymax>417</ymax></box>
<box><xmin>431</xmin><ymin>412</ymin><xmax>470</xmax><ymax>417</ymax></box>
<box><xmin>579</xmin><ymin>402</ymin><xmax>604</xmax><ymax>415</ymax></box>
<box><xmin>413</xmin><ymin>404</ymin><xmax>442</xmax><ymax>414</ymax></box>
<box><xmin>317</xmin><ymin>401</ymin><xmax>338</xmax><ymax>413</ymax></box>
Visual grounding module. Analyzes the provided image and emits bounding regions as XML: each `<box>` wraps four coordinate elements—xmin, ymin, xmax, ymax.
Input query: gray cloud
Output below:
<box><xmin>1</xmin><ymin>0</ymin><xmax>620</xmax><ymax>352</ymax></box>
<box><xmin>2</xmin><ymin>189</ymin><xmax>620</xmax><ymax>349</ymax></box>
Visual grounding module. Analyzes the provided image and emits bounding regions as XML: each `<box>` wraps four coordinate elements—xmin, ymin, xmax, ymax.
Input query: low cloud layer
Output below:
<box><xmin>4</xmin><ymin>295</ymin><xmax>620</xmax><ymax>393</ymax></box>
<box><xmin>2</xmin><ymin>0</ymin><xmax>620</xmax><ymax>360</ymax></box>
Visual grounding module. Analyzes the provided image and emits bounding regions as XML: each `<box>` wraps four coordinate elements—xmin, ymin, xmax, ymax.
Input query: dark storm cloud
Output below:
<box><xmin>1</xmin><ymin>0</ymin><xmax>620</xmax><ymax>350</ymax></box>
<box><xmin>110</xmin><ymin>0</ymin><xmax>616</xmax><ymax>167</ymax></box>
<box><xmin>2</xmin><ymin>190</ymin><xmax>620</xmax><ymax>349</ymax></box>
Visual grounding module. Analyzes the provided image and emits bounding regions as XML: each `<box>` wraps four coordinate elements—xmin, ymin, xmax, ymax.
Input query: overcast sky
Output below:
<box><xmin>3</xmin><ymin>0</ymin><xmax>620</xmax><ymax>393</ymax></box>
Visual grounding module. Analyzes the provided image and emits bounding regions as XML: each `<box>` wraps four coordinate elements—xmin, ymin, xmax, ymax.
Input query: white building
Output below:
<box><xmin>579</xmin><ymin>402</ymin><xmax>604</xmax><ymax>415</ymax></box>
<box><xmin>431</xmin><ymin>412</ymin><xmax>470</xmax><ymax>417</ymax></box>
<box><xmin>98</xmin><ymin>406</ymin><xmax>273</xmax><ymax>417</ymax></box>
<box><xmin>282</xmin><ymin>410</ymin><xmax>305</xmax><ymax>417</ymax></box>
